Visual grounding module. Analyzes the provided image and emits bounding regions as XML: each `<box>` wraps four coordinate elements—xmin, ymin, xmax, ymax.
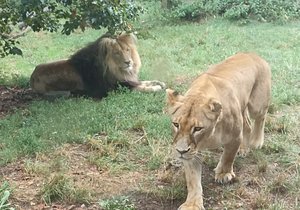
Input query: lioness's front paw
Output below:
<box><xmin>214</xmin><ymin>171</ymin><xmax>236</xmax><ymax>183</ymax></box>
<box><xmin>237</xmin><ymin>147</ymin><xmax>250</xmax><ymax>157</ymax></box>
<box><xmin>179</xmin><ymin>202</ymin><xmax>205</xmax><ymax>210</ymax></box>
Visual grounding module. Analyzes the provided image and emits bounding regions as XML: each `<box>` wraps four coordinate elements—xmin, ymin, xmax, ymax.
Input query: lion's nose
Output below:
<box><xmin>176</xmin><ymin>147</ymin><xmax>190</xmax><ymax>155</ymax></box>
<box><xmin>124</xmin><ymin>61</ymin><xmax>131</xmax><ymax>66</ymax></box>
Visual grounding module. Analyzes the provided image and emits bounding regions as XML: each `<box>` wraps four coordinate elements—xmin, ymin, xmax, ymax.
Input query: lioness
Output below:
<box><xmin>166</xmin><ymin>53</ymin><xmax>271</xmax><ymax>210</ymax></box>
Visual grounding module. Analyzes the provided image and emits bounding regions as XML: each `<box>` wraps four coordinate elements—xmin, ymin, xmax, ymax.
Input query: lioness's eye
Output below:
<box><xmin>172</xmin><ymin>122</ymin><xmax>179</xmax><ymax>128</ymax></box>
<box><xmin>193</xmin><ymin>127</ymin><xmax>203</xmax><ymax>133</ymax></box>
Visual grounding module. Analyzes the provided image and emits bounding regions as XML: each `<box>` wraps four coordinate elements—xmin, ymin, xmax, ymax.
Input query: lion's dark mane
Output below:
<box><xmin>69</xmin><ymin>34</ymin><xmax>139</xmax><ymax>98</ymax></box>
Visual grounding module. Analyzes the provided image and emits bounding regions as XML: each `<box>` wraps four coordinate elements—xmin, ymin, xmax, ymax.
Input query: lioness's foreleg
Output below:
<box><xmin>214</xmin><ymin>136</ymin><xmax>241</xmax><ymax>183</ymax></box>
<box><xmin>180</xmin><ymin>160</ymin><xmax>205</xmax><ymax>210</ymax></box>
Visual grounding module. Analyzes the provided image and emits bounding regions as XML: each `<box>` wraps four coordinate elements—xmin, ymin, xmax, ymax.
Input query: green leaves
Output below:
<box><xmin>168</xmin><ymin>0</ymin><xmax>300</xmax><ymax>22</ymax></box>
<box><xmin>0</xmin><ymin>39</ymin><xmax>22</xmax><ymax>58</ymax></box>
<box><xmin>0</xmin><ymin>0</ymin><xmax>143</xmax><ymax>57</ymax></box>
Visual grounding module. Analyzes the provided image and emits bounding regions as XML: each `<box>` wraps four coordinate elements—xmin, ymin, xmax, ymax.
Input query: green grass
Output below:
<box><xmin>0</xmin><ymin>182</ymin><xmax>14</xmax><ymax>210</ymax></box>
<box><xmin>1</xmin><ymin>19</ymin><xmax>299</xmax><ymax>164</ymax></box>
<box><xmin>99</xmin><ymin>196</ymin><xmax>136</xmax><ymax>210</ymax></box>
<box><xmin>0</xmin><ymin>2</ymin><xmax>300</xmax><ymax>209</ymax></box>
<box><xmin>40</xmin><ymin>174</ymin><xmax>91</xmax><ymax>205</ymax></box>
<box><xmin>0</xmin><ymin>91</ymin><xmax>170</xmax><ymax>165</ymax></box>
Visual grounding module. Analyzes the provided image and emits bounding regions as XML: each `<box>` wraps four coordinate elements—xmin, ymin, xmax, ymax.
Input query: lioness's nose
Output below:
<box><xmin>176</xmin><ymin>147</ymin><xmax>190</xmax><ymax>155</ymax></box>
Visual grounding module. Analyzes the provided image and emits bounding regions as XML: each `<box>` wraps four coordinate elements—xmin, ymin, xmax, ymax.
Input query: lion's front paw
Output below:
<box><xmin>151</xmin><ymin>85</ymin><xmax>164</xmax><ymax>91</ymax></box>
<box><xmin>149</xmin><ymin>80</ymin><xmax>166</xmax><ymax>89</ymax></box>
<box><xmin>214</xmin><ymin>171</ymin><xmax>236</xmax><ymax>183</ymax></box>
<box><xmin>179</xmin><ymin>202</ymin><xmax>205</xmax><ymax>210</ymax></box>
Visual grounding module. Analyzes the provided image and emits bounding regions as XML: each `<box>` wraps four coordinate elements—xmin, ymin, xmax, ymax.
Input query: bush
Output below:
<box><xmin>170</xmin><ymin>2</ymin><xmax>207</xmax><ymax>21</ymax></box>
<box><xmin>168</xmin><ymin>0</ymin><xmax>300</xmax><ymax>22</ymax></box>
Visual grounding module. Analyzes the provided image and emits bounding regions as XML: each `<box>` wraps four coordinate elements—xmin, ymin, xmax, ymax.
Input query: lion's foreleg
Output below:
<box><xmin>179</xmin><ymin>160</ymin><xmax>205</xmax><ymax>210</ymax></box>
<box><xmin>134</xmin><ymin>80</ymin><xmax>166</xmax><ymax>92</ymax></box>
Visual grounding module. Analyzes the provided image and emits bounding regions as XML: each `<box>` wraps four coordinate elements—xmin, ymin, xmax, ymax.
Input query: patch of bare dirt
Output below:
<box><xmin>0</xmin><ymin>144</ymin><xmax>184</xmax><ymax>210</ymax></box>
<box><xmin>1</xmin><ymin>140</ymin><xmax>299</xmax><ymax>210</ymax></box>
<box><xmin>0</xmin><ymin>85</ymin><xmax>40</xmax><ymax>118</ymax></box>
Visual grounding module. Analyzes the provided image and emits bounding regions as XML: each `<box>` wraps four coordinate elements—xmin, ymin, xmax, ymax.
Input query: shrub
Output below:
<box><xmin>170</xmin><ymin>2</ymin><xmax>207</xmax><ymax>21</ymax></box>
<box><xmin>168</xmin><ymin>0</ymin><xmax>300</xmax><ymax>22</ymax></box>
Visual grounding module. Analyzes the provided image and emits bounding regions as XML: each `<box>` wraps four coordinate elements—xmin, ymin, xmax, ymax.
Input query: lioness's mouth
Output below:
<box><xmin>177</xmin><ymin>155</ymin><xmax>194</xmax><ymax>161</ymax></box>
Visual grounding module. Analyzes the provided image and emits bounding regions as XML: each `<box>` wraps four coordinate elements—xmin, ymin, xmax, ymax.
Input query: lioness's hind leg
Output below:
<box><xmin>247</xmin><ymin>65</ymin><xmax>271</xmax><ymax>149</ymax></box>
<box><xmin>239</xmin><ymin>109</ymin><xmax>251</xmax><ymax>156</ymax></box>
<box><xmin>249</xmin><ymin>114</ymin><xmax>267</xmax><ymax>148</ymax></box>
<box><xmin>248</xmin><ymin>93</ymin><xmax>269</xmax><ymax>149</ymax></box>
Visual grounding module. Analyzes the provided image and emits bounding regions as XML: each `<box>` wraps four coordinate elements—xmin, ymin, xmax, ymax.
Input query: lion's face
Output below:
<box><xmin>166</xmin><ymin>89</ymin><xmax>222</xmax><ymax>161</ymax></box>
<box><xmin>101</xmin><ymin>34</ymin><xmax>141</xmax><ymax>79</ymax></box>
<box><xmin>110</xmin><ymin>41</ymin><xmax>134</xmax><ymax>72</ymax></box>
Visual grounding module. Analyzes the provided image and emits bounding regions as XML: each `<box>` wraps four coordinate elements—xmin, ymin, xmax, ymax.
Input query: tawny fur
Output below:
<box><xmin>30</xmin><ymin>33</ymin><xmax>165</xmax><ymax>98</ymax></box>
<box><xmin>166</xmin><ymin>52</ymin><xmax>271</xmax><ymax>210</ymax></box>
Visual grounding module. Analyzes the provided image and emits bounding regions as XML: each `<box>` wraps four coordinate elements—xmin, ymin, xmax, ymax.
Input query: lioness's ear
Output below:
<box><xmin>208</xmin><ymin>99</ymin><xmax>222</xmax><ymax>114</ymax></box>
<box><xmin>166</xmin><ymin>89</ymin><xmax>184</xmax><ymax>114</ymax></box>
<box><xmin>166</xmin><ymin>88</ymin><xmax>181</xmax><ymax>106</ymax></box>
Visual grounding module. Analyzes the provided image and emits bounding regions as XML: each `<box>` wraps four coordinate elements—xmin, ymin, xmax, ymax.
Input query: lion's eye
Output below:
<box><xmin>193</xmin><ymin>127</ymin><xmax>203</xmax><ymax>133</ymax></box>
<box><xmin>172</xmin><ymin>122</ymin><xmax>179</xmax><ymax>128</ymax></box>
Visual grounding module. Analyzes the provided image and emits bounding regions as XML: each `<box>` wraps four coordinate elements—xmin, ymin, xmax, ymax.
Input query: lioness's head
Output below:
<box><xmin>166</xmin><ymin>89</ymin><xmax>222</xmax><ymax>160</ymax></box>
<box><xmin>100</xmin><ymin>33</ymin><xmax>141</xmax><ymax>79</ymax></box>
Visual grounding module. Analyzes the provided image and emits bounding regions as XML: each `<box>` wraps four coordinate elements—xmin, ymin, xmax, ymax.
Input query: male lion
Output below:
<box><xmin>166</xmin><ymin>53</ymin><xmax>271</xmax><ymax>210</ymax></box>
<box><xmin>30</xmin><ymin>33</ymin><xmax>165</xmax><ymax>98</ymax></box>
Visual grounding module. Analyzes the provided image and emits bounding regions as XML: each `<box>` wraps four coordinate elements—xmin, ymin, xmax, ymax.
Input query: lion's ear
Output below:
<box><xmin>208</xmin><ymin>99</ymin><xmax>222</xmax><ymax>114</ymax></box>
<box><xmin>128</xmin><ymin>33</ymin><xmax>138</xmax><ymax>45</ymax></box>
<box><xmin>99</xmin><ymin>38</ymin><xmax>114</xmax><ymax>56</ymax></box>
<box><xmin>118</xmin><ymin>33</ymin><xmax>137</xmax><ymax>45</ymax></box>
